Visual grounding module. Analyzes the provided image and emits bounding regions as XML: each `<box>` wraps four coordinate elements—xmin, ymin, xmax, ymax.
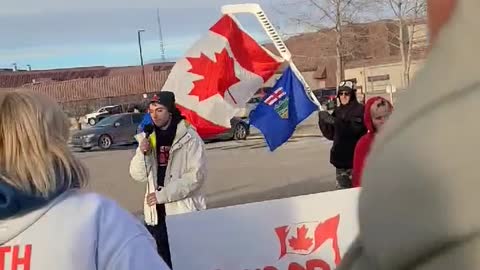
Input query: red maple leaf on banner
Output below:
<box><xmin>288</xmin><ymin>225</ymin><xmax>314</xmax><ymax>251</ymax></box>
<box><xmin>186</xmin><ymin>48</ymin><xmax>240</xmax><ymax>102</ymax></box>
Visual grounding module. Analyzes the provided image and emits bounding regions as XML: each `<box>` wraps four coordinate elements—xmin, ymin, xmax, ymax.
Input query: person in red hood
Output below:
<box><xmin>352</xmin><ymin>97</ymin><xmax>393</xmax><ymax>187</ymax></box>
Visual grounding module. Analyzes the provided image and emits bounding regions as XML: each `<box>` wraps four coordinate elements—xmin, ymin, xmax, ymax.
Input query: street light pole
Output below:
<box><xmin>137</xmin><ymin>29</ymin><xmax>147</xmax><ymax>96</ymax></box>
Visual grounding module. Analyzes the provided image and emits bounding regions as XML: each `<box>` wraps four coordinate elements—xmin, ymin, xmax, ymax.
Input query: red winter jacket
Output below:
<box><xmin>352</xmin><ymin>97</ymin><xmax>392</xmax><ymax>187</ymax></box>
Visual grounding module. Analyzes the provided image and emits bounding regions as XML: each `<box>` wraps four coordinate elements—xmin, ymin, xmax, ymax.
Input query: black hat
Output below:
<box><xmin>338</xmin><ymin>80</ymin><xmax>355</xmax><ymax>93</ymax></box>
<box><xmin>150</xmin><ymin>91</ymin><xmax>176</xmax><ymax>112</ymax></box>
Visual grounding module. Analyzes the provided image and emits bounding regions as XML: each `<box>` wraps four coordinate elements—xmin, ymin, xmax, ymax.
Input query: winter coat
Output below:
<box><xmin>0</xmin><ymin>190</ymin><xmax>169</xmax><ymax>270</ymax></box>
<box><xmin>318</xmin><ymin>95</ymin><xmax>366</xmax><ymax>169</ymax></box>
<box><xmin>130</xmin><ymin>120</ymin><xmax>207</xmax><ymax>225</ymax></box>
<box><xmin>337</xmin><ymin>1</ymin><xmax>480</xmax><ymax>269</ymax></box>
<box><xmin>352</xmin><ymin>97</ymin><xmax>392</xmax><ymax>188</ymax></box>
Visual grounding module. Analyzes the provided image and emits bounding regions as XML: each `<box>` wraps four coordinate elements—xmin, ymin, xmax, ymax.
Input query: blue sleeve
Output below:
<box><xmin>96</xmin><ymin>198</ymin><xmax>170</xmax><ymax>270</ymax></box>
<box><xmin>139</xmin><ymin>113</ymin><xmax>152</xmax><ymax>132</ymax></box>
<box><xmin>107</xmin><ymin>235</ymin><xmax>170</xmax><ymax>270</ymax></box>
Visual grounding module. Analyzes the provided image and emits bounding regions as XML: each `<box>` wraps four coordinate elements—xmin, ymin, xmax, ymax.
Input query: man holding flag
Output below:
<box><xmin>249</xmin><ymin>66</ymin><xmax>319</xmax><ymax>151</ymax></box>
<box><xmin>128</xmin><ymin>12</ymin><xmax>282</xmax><ymax>267</ymax></box>
<box><xmin>318</xmin><ymin>81</ymin><xmax>366</xmax><ymax>189</ymax></box>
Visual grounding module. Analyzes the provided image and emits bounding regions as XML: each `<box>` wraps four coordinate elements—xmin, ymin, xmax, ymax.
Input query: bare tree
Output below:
<box><xmin>380</xmin><ymin>0</ymin><xmax>426</xmax><ymax>86</ymax></box>
<box><xmin>274</xmin><ymin>0</ymin><xmax>372</xmax><ymax>88</ymax></box>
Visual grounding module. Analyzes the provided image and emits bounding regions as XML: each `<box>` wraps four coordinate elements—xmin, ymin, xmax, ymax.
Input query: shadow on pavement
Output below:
<box><xmin>205</xmin><ymin>183</ymin><xmax>252</xmax><ymax>200</ymax></box>
<box><xmin>204</xmin><ymin>138</ymin><xmax>230</xmax><ymax>144</ymax></box>
<box><xmin>215</xmin><ymin>142</ymin><xmax>267</xmax><ymax>151</ymax></box>
<box><xmin>71</xmin><ymin>144</ymin><xmax>137</xmax><ymax>154</ymax></box>
<box><xmin>207</xmin><ymin>174</ymin><xmax>336</xmax><ymax>209</ymax></box>
<box><xmin>207</xmin><ymin>135</ymin><xmax>323</xmax><ymax>151</ymax></box>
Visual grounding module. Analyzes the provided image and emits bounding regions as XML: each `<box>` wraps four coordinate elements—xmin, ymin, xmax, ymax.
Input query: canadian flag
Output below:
<box><xmin>162</xmin><ymin>15</ymin><xmax>282</xmax><ymax>139</ymax></box>
<box><xmin>275</xmin><ymin>215</ymin><xmax>342</xmax><ymax>266</ymax></box>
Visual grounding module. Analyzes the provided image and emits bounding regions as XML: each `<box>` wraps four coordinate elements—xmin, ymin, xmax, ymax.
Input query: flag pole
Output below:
<box><xmin>221</xmin><ymin>4</ymin><xmax>322</xmax><ymax>110</ymax></box>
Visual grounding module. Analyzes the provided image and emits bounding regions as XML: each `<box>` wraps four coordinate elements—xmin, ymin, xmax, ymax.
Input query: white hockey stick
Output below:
<box><xmin>221</xmin><ymin>3</ymin><xmax>322</xmax><ymax>108</ymax></box>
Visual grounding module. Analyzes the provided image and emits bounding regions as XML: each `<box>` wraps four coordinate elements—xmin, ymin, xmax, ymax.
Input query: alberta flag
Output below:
<box><xmin>250</xmin><ymin>66</ymin><xmax>318</xmax><ymax>151</ymax></box>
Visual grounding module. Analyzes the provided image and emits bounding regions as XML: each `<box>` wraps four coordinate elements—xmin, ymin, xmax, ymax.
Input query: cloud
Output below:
<box><xmin>0</xmin><ymin>47</ymin><xmax>77</xmax><ymax>62</ymax></box>
<box><xmin>1</xmin><ymin>8</ymin><xmax>212</xmax><ymax>47</ymax></box>
<box><xmin>0</xmin><ymin>0</ymin><xmax>245</xmax><ymax>15</ymax></box>
<box><xmin>0</xmin><ymin>0</ymin><xmax>287</xmax><ymax>69</ymax></box>
<box><xmin>1</xmin><ymin>0</ymin><xmax>278</xmax><ymax>16</ymax></box>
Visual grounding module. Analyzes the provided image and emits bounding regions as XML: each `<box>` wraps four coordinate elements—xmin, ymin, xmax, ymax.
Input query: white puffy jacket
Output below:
<box><xmin>129</xmin><ymin>120</ymin><xmax>207</xmax><ymax>225</ymax></box>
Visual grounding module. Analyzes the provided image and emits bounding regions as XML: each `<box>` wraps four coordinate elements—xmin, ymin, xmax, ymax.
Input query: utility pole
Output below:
<box><xmin>137</xmin><ymin>29</ymin><xmax>147</xmax><ymax>95</ymax></box>
<box><xmin>157</xmin><ymin>8</ymin><xmax>166</xmax><ymax>62</ymax></box>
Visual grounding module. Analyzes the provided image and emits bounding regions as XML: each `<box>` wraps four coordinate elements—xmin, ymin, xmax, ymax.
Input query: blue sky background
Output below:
<box><xmin>0</xmin><ymin>0</ymin><xmax>313</xmax><ymax>70</ymax></box>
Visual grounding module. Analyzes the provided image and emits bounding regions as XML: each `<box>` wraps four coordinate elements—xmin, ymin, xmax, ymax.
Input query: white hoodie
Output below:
<box><xmin>0</xmin><ymin>190</ymin><xmax>170</xmax><ymax>270</ymax></box>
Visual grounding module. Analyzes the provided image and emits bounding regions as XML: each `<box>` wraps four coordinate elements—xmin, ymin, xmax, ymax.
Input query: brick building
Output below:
<box><xmin>0</xmin><ymin>19</ymin><xmax>427</xmax><ymax>115</ymax></box>
<box><xmin>0</xmin><ymin>63</ymin><xmax>173</xmax><ymax>116</ymax></box>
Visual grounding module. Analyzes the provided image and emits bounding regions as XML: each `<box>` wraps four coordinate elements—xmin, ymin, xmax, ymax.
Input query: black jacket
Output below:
<box><xmin>319</xmin><ymin>99</ymin><xmax>367</xmax><ymax>169</ymax></box>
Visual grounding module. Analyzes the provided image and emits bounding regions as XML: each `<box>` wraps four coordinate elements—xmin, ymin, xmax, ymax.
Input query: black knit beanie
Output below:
<box><xmin>151</xmin><ymin>91</ymin><xmax>176</xmax><ymax>113</ymax></box>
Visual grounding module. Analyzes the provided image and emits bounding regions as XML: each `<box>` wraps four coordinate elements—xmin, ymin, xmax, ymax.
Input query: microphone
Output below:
<box><xmin>143</xmin><ymin>124</ymin><xmax>155</xmax><ymax>154</ymax></box>
<box><xmin>142</xmin><ymin>124</ymin><xmax>154</xmax><ymax>189</ymax></box>
<box><xmin>144</xmin><ymin>124</ymin><xmax>154</xmax><ymax>138</ymax></box>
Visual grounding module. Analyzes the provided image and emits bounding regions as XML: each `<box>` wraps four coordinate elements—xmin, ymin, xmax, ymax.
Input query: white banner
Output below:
<box><xmin>167</xmin><ymin>188</ymin><xmax>360</xmax><ymax>270</ymax></box>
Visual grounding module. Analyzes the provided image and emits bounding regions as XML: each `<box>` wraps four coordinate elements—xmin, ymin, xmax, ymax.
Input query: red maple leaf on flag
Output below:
<box><xmin>288</xmin><ymin>225</ymin><xmax>314</xmax><ymax>251</ymax></box>
<box><xmin>186</xmin><ymin>48</ymin><xmax>240</xmax><ymax>102</ymax></box>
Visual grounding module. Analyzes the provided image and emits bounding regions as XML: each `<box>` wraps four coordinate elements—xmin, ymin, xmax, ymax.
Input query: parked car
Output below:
<box><xmin>235</xmin><ymin>94</ymin><xmax>264</xmax><ymax>118</ymax></box>
<box><xmin>84</xmin><ymin>105</ymin><xmax>123</xmax><ymax>126</ymax></box>
<box><xmin>71</xmin><ymin>113</ymin><xmax>143</xmax><ymax>151</ymax></box>
<box><xmin>205</xmin><ymin>117</ymin><xmax>250</xmax><ymax>141</ymax></box>
<box><xmin>136</xmin><ymin>115</ymin><xmax>250</xmax><ymax>141</ymax></box>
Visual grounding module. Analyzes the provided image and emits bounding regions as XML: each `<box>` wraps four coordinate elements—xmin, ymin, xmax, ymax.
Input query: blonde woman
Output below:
<box><xmin>0</xmin><ymin>90</ymin><xmax>169</xmax><ymax>270</ymax></box>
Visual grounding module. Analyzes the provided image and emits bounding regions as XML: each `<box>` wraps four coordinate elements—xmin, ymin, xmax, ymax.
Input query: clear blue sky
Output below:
<box><xmin>0</xmin><ymin>0</ymin><xmax>312</xmax><ymax>70</ymax></box>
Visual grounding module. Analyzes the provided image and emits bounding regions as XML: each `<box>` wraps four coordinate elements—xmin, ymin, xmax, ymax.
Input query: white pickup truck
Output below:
<box><xmin>84</xmin><ymin>105</ymin><xmax>123</xmax><ymax>126</ymax></box>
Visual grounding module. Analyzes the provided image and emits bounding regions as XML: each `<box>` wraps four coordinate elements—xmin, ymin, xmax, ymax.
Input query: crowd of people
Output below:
<box><xmin>0</xmin><ymin>0</ymin><xmax>476</xmax><ymax>269</ymax></box>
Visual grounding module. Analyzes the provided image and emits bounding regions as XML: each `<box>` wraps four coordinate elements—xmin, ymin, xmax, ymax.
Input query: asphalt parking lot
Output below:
<box><xmin>75</xmin><ymin>120</ymin><xmax>336</xmax><ymax>216</ymax></box>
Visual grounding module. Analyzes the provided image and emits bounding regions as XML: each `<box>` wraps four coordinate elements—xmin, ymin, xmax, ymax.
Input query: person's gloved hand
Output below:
<box><xmin>319</xmin><ymin>111</ymin><xmax>335</xmax><ymax>124</ymax></box>
<box><xmin>318</xmin><ymin>111</ymin><xmax>329</xmax><ymax>120</ymax></box>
